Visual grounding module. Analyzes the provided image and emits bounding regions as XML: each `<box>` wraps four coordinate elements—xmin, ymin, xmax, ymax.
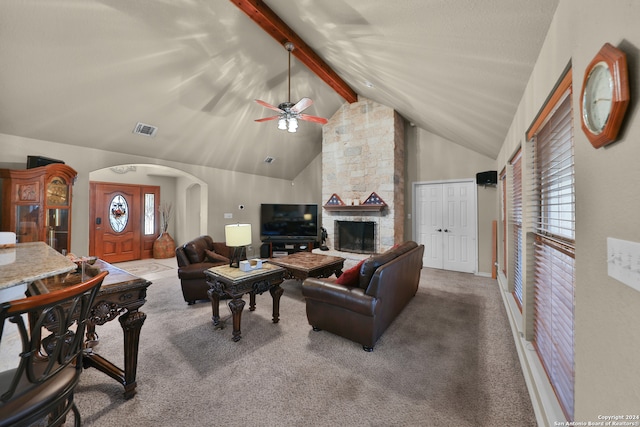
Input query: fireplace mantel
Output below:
<box><xmin>324</xmin><ymin>192</ymin><xmax>387</xmax><ymax>212</ymax></box>
<box><xmin>324</xmin><ymin>204</ymin><xmax>385</xmax><ymax>212</ymax></box>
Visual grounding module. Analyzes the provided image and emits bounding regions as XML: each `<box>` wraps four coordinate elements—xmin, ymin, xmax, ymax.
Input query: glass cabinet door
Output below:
<box><xmin>46</xmin><ymin>208</ymin><xmax>69</xmax><ymax>253</ymax></box>
<box><xmin>45</xmin><ymin>176</ymin><xmax>71</xmax><ymax>253</ymax></box>
<box><xmin>15</xmin><ymin>204</ymin><xmax>40</xmax><ymax>243</ymax></box>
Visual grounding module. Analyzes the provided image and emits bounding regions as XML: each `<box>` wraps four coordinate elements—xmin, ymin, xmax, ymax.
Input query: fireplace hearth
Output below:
<box><xmin>335</xmin><ymin>221</ymin><xmax>376</xmax><ymax>254</ymax></box>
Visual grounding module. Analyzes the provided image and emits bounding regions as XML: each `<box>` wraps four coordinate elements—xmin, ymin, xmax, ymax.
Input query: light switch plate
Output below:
<box><xmin>607</xmin><ymin>237</ymin><xmax>640</xmax><ymax>293</ymax></box>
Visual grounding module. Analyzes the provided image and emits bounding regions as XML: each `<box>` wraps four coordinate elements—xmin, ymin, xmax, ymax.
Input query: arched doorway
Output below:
<box><xmin>88</xmin><ymin>164</ymin><xmax>207</xmax><ymax>261</ymax></box>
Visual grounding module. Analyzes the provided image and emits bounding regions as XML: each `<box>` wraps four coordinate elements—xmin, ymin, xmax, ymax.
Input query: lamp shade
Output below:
<box><xmin>225</xmin><ymin>224</ymin><xmax>252</xmax><ymax>247</ymax></box>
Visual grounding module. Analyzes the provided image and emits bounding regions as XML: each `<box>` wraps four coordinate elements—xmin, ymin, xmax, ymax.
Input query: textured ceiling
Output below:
<box><xmin>0</xmin><ymin>0</ymin><xmax>558</xmax><ymax>180</ymax></box>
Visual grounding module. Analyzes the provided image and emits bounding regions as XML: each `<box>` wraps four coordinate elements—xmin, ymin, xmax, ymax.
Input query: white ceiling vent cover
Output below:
<box><xmin>133</xmin><ymin>122</ymin><xmax>158</xmax><ymax>137</ymax></box>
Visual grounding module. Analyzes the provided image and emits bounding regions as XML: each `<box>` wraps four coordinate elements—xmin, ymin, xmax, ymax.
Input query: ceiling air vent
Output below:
<box><xmin>264</xmin><ymin>156</ymin><xmax>275</xmax><ymax>164</ymax></box>
<box><xmin>133</xmin><ymin>122</ymin><xmax>158</xmax><ymax>137</ymax></box>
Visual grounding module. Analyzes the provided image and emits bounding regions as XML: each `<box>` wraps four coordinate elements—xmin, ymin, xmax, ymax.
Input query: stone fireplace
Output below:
<box><xmin>321</xmin><ymin>97</ymin><xmax>405</xmax><ymax>254</ymax></box>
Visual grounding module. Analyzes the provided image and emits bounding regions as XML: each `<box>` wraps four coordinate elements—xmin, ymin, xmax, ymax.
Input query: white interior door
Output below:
<box><xmin>415</xmin><ymin>181</ymin><xmax>477</xmax><ymax>273</ymax></box>
<box><xmin>416</xmin><ymin>184</ymin><xmax>443</xmax><ymax>269</ymax></box>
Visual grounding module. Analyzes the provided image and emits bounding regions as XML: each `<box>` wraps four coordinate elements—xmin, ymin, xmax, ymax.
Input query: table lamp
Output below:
<box><xmin>225</xmin><ymin>224</ymin><xmax>251</xmax><ymax>268</ymax></box>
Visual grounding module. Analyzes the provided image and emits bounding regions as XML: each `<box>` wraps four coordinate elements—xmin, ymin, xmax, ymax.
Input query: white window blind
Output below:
<box><xmin>530</xmin><ymin>87</ymin><xmax>575</xmax><ymax>420</ymax></box>
<box><xmin>510</xmin><ymin>148</ymin><xmax>523</xmax><ymax>307</ymax></box>
<box><xmin>500</xmin><ymin>170</ymin><xmax>507</xmax><ymax>276</ymax></box>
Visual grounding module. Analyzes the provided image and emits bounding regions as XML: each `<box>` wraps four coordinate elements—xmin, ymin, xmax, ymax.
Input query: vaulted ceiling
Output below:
<box><xmin>0</xmin><ymin>0</ymin><xmax>559</xmax><ymax>180</ymax></box>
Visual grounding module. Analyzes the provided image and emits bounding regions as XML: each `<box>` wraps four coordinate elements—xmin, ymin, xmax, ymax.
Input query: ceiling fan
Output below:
<box><xmin>255</xmin><ymin>42</ymin><xmax>328</xmax><ymax>133</ymax></box>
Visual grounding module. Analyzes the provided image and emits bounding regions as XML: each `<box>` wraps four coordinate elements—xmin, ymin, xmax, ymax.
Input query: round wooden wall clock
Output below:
<box><xmin>580</xmin><ymin>43</ymin><xmax>630</xmax><ymax>148</ymax></box>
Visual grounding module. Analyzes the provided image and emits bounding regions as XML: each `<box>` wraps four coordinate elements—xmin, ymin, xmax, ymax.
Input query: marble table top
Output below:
<box><xmin>0</xmin><ymin>242</ymin><xmax>77</xmax><ymax>293</ymax></box>
<box><xmin>206</xmin><ymin>262</ymin><xmax>284</xmax><ymax>283</ymax></box>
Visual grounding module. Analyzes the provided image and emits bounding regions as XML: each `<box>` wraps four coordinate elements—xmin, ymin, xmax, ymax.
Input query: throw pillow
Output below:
<box><xmin>184</xmin><ymin>243</ymin><xmax>202</xmax><ymax>264</ymax></box>
<box><xmin>336</xmin><ymin>259</ymin><xmax>365</xmax><ymax>287</ymax></box>
<box><xmin>205</xmin><ymin>249</ymin><xmax>229</xmax><ymax>264</ymax></box>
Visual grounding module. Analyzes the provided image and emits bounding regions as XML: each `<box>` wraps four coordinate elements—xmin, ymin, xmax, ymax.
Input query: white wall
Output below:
<box><xmin>496</xmin><ymin>0</ymin><xmax>640</xmax><ymax>422</ymax></box>
<box><xmin>0</xmin><ymin>133</ymin><xmax>323</xmax><ymax>256</ymax></box>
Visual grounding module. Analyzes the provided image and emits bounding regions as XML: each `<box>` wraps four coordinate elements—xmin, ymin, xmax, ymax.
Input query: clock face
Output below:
<box><xmin>582</xmin><ymin>61</ymin><xmax>613</xmax><ymax>135</ymax></box>
<box><xmin>46</xmin><ymin>177</ymin><xmax>68</xmax><ymax>205</ymax></box>
<box><xmin>580</xmin><ymin>43</ymin><xmax>630</xmax><ymax>148</ymax></box>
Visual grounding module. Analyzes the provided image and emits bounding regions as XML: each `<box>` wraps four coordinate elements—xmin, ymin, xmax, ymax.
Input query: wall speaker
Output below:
<box><xmin>476</xmin><ymin>170</ymin><xmax>497</xmax><ymax>186</ymax></box>
<box><xmin>26</xmin><ymin>155</ymin><xmax>65</xmax><ymax>169</ymax></box>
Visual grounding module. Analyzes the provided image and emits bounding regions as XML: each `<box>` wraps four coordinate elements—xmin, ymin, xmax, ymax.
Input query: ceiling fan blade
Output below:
<box><xmin>255</xmin><ymin>99</ymin><xmax>284</xmax><ymax>113</ymax></box>
<box><xmin>291</xmin><ymin>97</ymin><xmax>313</xmax><ymax>113</ymax></box>
<box><xmin>255</xmin><ymin>115</ymin><xmax>281</xmax><ymax>122</ymax></box>
<box><xmin>298</xmin><ymin>113</ymin><xmax>328</xmax><ymax>125</ymax></box>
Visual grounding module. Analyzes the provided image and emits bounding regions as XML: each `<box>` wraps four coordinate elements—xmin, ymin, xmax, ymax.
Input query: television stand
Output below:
<box><xmin>263</xmin><ymin>240</ymin><xmax>315</xmax><ymax>258</ymax></box>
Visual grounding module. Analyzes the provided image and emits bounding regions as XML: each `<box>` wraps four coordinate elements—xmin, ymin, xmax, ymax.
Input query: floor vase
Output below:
<box><xmin>153</xmin><ymin>232</ymin><xmax>175</xmax><ymax>259</ymax></box>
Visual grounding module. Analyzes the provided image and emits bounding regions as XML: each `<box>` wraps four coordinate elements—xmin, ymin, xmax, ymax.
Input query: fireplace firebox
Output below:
<box><xmin>335</xmin><ymin>221</ymin><xmax>376</xmax><ymax>254</ymax></box>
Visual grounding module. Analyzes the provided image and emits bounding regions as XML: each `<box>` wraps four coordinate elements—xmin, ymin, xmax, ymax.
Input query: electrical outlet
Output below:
<box><xmin>607</xmin><ymin>237</ymin><xmax>640</xmax><ymax>293</ymax></box>
<box><xmin>224</xmin><ymin>213</ymin><xmax>232</xmax><ymax>219</ymax></box>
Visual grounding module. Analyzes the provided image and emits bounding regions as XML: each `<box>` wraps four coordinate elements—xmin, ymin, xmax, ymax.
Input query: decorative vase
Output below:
<box><xmin>153</xmin><ymin>232</ymin><xmax>176</xmax><ymax>259</ymax></box>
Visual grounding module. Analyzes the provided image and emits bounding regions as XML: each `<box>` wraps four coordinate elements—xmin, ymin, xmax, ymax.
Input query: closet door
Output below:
<box><xmin>416</xmin><ymin>184</ymin><xmax>443</xmax><ymax>269</ymax></box>
<box><xmin>415</xmin><ymin>181</ymin><xmax>477</xmax><ymax>273</ymax></box>
<box><xmin>441</xmin><ymin>181</ymin><xmax>476</xmax><ymax>273</ymax></box>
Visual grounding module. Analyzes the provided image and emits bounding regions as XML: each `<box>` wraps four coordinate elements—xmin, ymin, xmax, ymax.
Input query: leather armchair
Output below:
<box><xmin>176</xmin><ymin>235</ymin><xmax>232</xmax><ymax>304</ymax></box>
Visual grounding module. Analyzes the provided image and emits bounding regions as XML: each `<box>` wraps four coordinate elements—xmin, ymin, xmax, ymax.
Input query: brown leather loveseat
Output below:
<box><xmin>301</xmin><ymin>241</ymin><xmax>424</xmax><ymax>351</ymax></box>
<box><xmin>176</xmin><ymin>235</ymin><xmax>233</xmax><ymax>305</ymax></box>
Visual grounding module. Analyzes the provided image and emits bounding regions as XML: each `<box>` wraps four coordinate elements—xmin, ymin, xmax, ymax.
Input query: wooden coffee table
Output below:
<box><xmin>269</xmin><ymin>252</ymin><xmax>345</xmax><ymax>281</ymax></box>
<box><xmin>205</xmin><ymin>263</ymin><xmax>285</xmax><ymax>342</ymax></box>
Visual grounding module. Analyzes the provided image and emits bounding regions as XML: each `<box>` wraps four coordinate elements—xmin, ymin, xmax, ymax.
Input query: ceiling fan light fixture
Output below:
<box><xmin>287</xmin><ymin>117</ymin><xmax>298</xmax><ymax>133</ymax></box>
<box><xmin>254</xmin><ymin>42</ymin><xmax>328</xmax><ymax>131</ymax></box>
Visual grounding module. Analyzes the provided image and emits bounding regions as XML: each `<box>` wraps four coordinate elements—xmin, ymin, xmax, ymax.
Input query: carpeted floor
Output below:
<box><xmin>72</xmin><ymin>263</ymin><xmax>536</xmax><ymax>426</ymax></box>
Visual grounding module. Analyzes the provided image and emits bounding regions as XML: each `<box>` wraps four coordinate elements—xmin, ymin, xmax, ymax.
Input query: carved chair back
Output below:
<box><xmin>0</xmin><ymin>270</ymin><xmax>108</xmax><ymax>427</ymax></box>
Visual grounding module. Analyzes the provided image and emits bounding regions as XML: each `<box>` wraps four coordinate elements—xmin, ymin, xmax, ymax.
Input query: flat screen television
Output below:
<box><xmin>260</xmin><ymin>203</ymin><xmax>319</xmax><ymax>241</ymax></box>
<box><xmin>26</xmin><ymin>155</ymin><xmax>65</xmax><ymax>169</ymax></box>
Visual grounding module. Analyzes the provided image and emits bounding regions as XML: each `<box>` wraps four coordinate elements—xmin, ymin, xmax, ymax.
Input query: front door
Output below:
<box><xmin>89</xmin><ymin>183</ymin><xmax>160</xmax><ymax>263</ymax></box>
<box><xmin>415</xmin><ymin>181</ymin><xmax>477</xmax><ymax>273</ymax></box>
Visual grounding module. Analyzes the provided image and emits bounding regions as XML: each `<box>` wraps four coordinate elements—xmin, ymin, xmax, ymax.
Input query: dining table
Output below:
<box><xmin>1</xmin><ymin>242</ymin><xmax>151</xmax><ymax>398</ymax></box>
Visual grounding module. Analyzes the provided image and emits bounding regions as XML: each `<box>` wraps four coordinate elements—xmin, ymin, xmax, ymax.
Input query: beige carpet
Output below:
<box><xmin>72</xmin><ymin>266</ymin><xmax>536</xmax><ymax>426</ymax></box>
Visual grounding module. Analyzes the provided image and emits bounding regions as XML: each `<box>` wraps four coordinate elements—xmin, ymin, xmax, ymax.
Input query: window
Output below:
<box><xmin>144</xmin><ymin>193</ymin><xmax>155</xmax><ymax>235</ymax></box>
<box><xmin>109</xmin><ymin>194</ymin><xmax>128</xmax><ymax>233</ymax></box>
<box><xmin>510</xmin><ymin>148</ymin><xmax>523</xmax><ymax>308</ymax></box>
<box><xmin>527</xmin><ymin>69</ymin><xmax>575</xmax><ymax>420</ymax></box>
<box><xmin>500</xmin><ymin>169</ymin><xmax>507</xmax><ymax>276</ymax></box>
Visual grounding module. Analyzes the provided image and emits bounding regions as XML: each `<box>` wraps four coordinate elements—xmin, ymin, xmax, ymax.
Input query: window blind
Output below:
<box><xmin>510</xmin><ymin>148</ymin><xmax>523</xmax><ymax>308</ymax></box>
<box><xmin>500</xmin><ymin>169</ymin><xmax>507</xmax><ymax>276</ymax></box>
<box><xmin>530</xmin><ymin>88</ymin><xmax>575</xmax><ymax>420</ymax></box>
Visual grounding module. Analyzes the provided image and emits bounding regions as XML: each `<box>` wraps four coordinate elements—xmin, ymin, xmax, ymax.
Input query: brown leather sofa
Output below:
<box><xmin>301</xmin><ymin>241</ymin><xmax>424</xmax><ymax>351</ymax></box>
<box><xmin>175</xmin><ymin>235</ymin><xmax>233</xmax><ymax>305</ymax></box>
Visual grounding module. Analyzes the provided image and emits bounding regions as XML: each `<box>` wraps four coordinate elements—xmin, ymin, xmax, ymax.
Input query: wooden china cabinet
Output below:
<box><xmin>0</xmin><ymin>164</ymin><xmax>77</xmax><ymax>253</ymax></box>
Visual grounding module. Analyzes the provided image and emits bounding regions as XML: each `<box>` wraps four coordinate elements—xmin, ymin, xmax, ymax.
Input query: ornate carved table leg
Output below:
<box><xmin>208</xmin><ymin>287</ymin><xmax>221</xmax><ymax>328</ymax></box>
<box><xmin>85</xmin><ymin>322</ymin><xmax>100</xmax><ymax>348</ymax></box>
<box><xmin>249</xmin><ymin>291</ymin><xmax>257</xmax><ymax>311</ymax></box>
<box><xmin>119</xmin><ymin>309</ymin><xmax>147</xmax><ymax>399</ymax></box>
<box><xmin>228</xmin><ymin>297</ymin><xmax>245</xmax><ymax>342</ymax></box>
<box><xmin>270</xmin><ymin>284</ymin><xmax>284</xmax><ymax>324</ymax></box>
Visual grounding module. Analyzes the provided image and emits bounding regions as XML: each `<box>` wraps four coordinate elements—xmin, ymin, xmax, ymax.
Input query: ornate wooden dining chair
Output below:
<box><xmin>0</xmin><ymin>270</ymin><xmax>108</xmax><ymax>427</ymax></box>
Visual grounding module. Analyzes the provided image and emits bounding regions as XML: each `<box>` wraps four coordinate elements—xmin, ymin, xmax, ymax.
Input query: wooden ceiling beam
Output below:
<box><xmin>230</xmin><ymin>0</ymin><xmax>358</xmax><ymax>103</ymax></box>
